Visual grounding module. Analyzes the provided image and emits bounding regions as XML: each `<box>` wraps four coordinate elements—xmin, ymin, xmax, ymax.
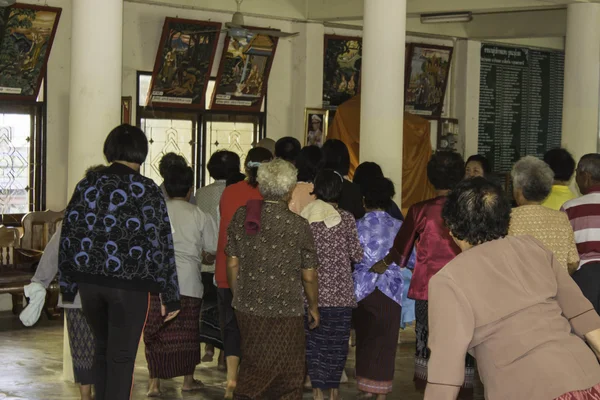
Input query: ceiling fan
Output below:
<box><xmin>219</xmin><ymin>0</ymin><xmax>299</xmax><ymax>39</ymax></box>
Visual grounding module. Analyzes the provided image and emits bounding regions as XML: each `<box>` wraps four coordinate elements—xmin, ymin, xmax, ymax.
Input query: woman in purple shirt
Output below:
<box><xmin>353</xmin><ymin>177</ymin><xmax>413</xmax><ymax>399</ymax></box>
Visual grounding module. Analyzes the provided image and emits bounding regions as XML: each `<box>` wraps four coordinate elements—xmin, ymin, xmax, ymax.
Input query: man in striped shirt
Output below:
<box><xmin>562</xmin><ymin>153</ymin><xmax>600</xmax><ymax>314</ymax></box>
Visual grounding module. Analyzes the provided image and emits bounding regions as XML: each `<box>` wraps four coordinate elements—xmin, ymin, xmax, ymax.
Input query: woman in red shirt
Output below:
<box><xmin>215</xmin><ymin>147</ymin><xmax>273</xmax><ymax>398</ymax></box>
<box><xmin>381</xmin><ymin>152</ymin><xmax>472</xmax><ymax>396</ymax></box>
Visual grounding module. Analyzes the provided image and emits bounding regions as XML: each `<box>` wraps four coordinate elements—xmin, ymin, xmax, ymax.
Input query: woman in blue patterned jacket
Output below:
<box><xmin>58</xmin><ymin>124</ymin><xmax>181</xmax><ymax>400</ymax></box>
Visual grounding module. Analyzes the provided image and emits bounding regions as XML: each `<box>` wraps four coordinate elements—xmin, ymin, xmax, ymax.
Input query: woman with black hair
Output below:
<box><xmin>289</xmin><ymin>145</ymin><xmax>321</xmax><ymax>214</ymax></box>
<box><xmin>58</xmin><ymin>124</ymin><xmax>180</xmax><ymax>400</ymax></box>
<box><xmin>321</xmin><ymin>139</ymin><xmax>365</xmax><ymax>219</ymax></box>
<box><xmin>464</xmin><ymin>154</ymin><xmax>491</xmax><ymax>179</ymax></box>
<box><xmin>353</xmin><ymin>162</ymin><xmax>404</xmax><ymax>221</ymax></box>
<box><xmin>215</xmin><ymin>146</ymin><xmax>273</xmax><ymax>398</ymax></box>
<box><xmin>158</xmin><ymin>152</ymin><xmax>196</xmax><ymax>204</ymax></box>
<box><xmin>301</xmin><ymin>169</ymin><xmax>363</xmax><ymax>400</ymax></box>
<box><xmin>425</xmin><ymin>178</ymin><xmax>600</xmax><ymax>400</ymax></box>
<box><xmin>377</xmin><ymin>152</ymin><xmax>474</xmax><ymax>395</ymax></box>
<box><xmin>195</xmin><ymin>150</ymin><xmax>240</xmax><ymax>368</ymax></box>
<box><xmin>353</xmin><ymin>177</ymin><xmax>413</xmax><ymax>399</ymax></box>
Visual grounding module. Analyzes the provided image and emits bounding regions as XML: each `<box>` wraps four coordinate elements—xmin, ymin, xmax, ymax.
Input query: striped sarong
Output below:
<box><xmin>305</xmin><ymin>307</ymin><xmax>352</xmax><ymax>390</ymax></box>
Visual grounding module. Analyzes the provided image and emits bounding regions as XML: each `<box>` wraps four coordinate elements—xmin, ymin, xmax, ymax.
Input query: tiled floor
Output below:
<box><xmin>0</xmin><ymin>312</ymin><xmax>483</xmax><ymax>399</ymax></box>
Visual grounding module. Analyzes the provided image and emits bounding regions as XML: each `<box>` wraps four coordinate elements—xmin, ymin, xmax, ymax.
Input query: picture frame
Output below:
<box><xmin>404</xmin><ymin>44</ymin><xmax>453</xmax><ymax>117</ymax></box>
<box><xmin>146</xmin><ymin>18</ymin><xmax>222</xmax><ymax>109</ymax></box>
<box><xmin>211</xmin><ymin>29</ymin><xmax>279</xmax><ymax>112</ymax></box>
<box><xmin>322</xmin><ymin>35</ymin><xmax>362</xmax><ymax>110</ymax></box>
<box><xmin>0</xmin><ymin>4</ymin><xmax>62</xmax><ymax>102</ymax></box>
<box><xmin>121</xmin><ymin>96</ymin><xmax>132</xmax><ymax>124</ymax></box>
<box><xmin>304</xmin><ymin>108</ymin><xmax>329</xmax><ymax>147</ymax></box>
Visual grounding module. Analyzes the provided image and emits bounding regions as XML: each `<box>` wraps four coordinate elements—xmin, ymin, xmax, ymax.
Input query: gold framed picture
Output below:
<box><xmin>304</xmin><ymin>108</ymin><xmax>329</xmax><ymax>148</ymax></box>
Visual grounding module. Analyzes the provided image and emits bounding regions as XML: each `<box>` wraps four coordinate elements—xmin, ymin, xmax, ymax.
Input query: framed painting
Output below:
<box><xmin>0</xmin><ymin>4</ymin><xmax>61</xmax><ymax>101</ymax></box>
<box><xmin>211</xmin><ymin>30</ymin><xmax>279</xmax><ymax>112</ymax></box>
<box><xmin>404</xmin><ymin>44</ymin><xmax>453</xmax><ymax>117</ymax></box>
<box><xmin>146</xmin><ymin>18</ymin><xmax>222</xmax><ymax>109</ymax></box>
<box><xmin>304</xmin><ymin>108</ymin><xmax>329</xmax><ymax>147</ymax></box>
<box><xmin>322</xmin><ymin>35</ymin><xmax>362</xmax><ymax>110</ymax></box>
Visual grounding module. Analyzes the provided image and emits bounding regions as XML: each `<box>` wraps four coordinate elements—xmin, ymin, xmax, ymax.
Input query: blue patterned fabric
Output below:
<box><xmin>354</xmin><ymin>211</ymin><xmax>414</xmax><ymax>306</ymax></box>
<box><xmin>58</xmin><ymin>163</ymin><xmax>180</xmax><ymax>310</ymax></box>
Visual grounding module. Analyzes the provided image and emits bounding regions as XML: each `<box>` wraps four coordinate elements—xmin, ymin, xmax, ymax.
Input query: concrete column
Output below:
<box><xmin>67</xmin><ymin>0</ymin><xmax>123</xmax><ymax>193</ymax></box>
<box><xmin>561</xmin><ymin>2</ymin><xmax>600</xmax><ymax>162</ymax></box>
<box><xmin>359</xmin><ymin>0</ymin><xmax>406</xmax><ymax>205</ymax></box>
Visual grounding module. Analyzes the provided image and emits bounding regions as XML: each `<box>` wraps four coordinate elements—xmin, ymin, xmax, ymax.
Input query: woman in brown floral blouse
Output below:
<box><xmin>301</xmin><ymin>169</ymin><xmax>363</xmax><ymax>400</ymax></box>
<box><xmin>226</xmin><ymin>159</ymin><xmax>320</xmax><ymax>400</ymax></box>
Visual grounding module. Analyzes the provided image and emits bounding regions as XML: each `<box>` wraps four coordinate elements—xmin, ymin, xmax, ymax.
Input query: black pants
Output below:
<box><xmin>79</xmin><ymin>283</ymin><xmax>149</xmax><ymax>400</ymax></box>
<box><xmin>572</xmin><ymin>262</ymin><xmax>600</xmax><ymax>315</ymax></box>
<box><xmin>217</xmin><ymin>288</ymin><xmax>241</xmax><ymax>358</ymax></box>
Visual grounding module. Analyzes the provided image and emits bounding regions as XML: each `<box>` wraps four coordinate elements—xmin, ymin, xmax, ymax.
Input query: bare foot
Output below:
<box><xmin>147</xmin><ymin>378</ymin><xmax>161</xmax><ymax>397</ymax></box>
<box><xmin>376</xmin><ymin>395</ymin><xmax>387</xmax><ymax>400</ymax></box>
<box><xmin>224</xmin><ymin>380</ymin><xmax>236</xmax><ymax>399</ymax></box>
<box><xmin>217</xmin><ymin>351</ymin><xmax>226</xmax><ymax>372</ymax></box>
<box><xmin>79</xmin><ymin>384</ymin><xmax>93</xmax><ymax>400</ymax></box>
<box><xmin>182</xmin><ymin>374</ymin><xmax>204</xmax><ymax>392</ymax></box>
<box><xmin>202</xmin><ymin>344</ymin><xmax>215</xmax><ymax>362</ymax></box>
<box><xmin>357</xmin><ymin>392</ymin><xmax>374</xmax><ymax>400</ymax></box>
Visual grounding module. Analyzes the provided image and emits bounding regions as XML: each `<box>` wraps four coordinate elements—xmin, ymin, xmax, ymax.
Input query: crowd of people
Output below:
<box><xmin>18</xmin><ymin>122</ymin><xmax>600</xmax><ymax>400</ymax></box>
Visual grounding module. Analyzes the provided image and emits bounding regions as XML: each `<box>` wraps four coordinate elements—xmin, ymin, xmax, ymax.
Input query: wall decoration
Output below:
<box><xmin>121</xmin><ymin>97</ymin><xmax>132</xmax><ymax>124</ymax></box>
<box><xmin>211</xmin><ymin>30</ymin><xmax>279</xmax><ymax>112</ymax></box>
<box><xmin>147</xmin><ymin>18</ymin><xmax>221</xmax><ymax>109</ymax></box>
<box><xmin>322</xmin><ymin>35</ymin><xmax>362</xmax><ymax>110</ymax></box>
<box><xmin>404</xmin><ymin>44</ymin><xmax>453</xmax><ymax>117</ymax></box>
<box><xmin>437</xmin><ymin>118</ymin><xmax>459</xmax><ymax>153</ymax></box>
<box><xmin>304</xmin><ymin>108</ymin><xmax>329</xmax><ymax>147</ymax></box>
<box><xmin>0</xmin><ymin>4</ymin><xmax>61</xmax><ymax>101</ymax></box>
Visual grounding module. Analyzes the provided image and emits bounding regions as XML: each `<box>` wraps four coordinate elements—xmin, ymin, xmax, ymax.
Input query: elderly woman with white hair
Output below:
<box><xmin>509</xmin><ymin>156</ymin><xmax>579</xmax><ymax>273</ymax></box>
<box><xmin>226</xmin><ymin>158</ymin><xmax>320</xmax><ymax>399</ymax></box>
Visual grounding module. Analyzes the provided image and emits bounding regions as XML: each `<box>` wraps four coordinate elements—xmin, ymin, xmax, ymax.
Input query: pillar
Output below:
<box><xmin>359</xmin><ymin>0</ymin><xmax>406</xmax><ymax>205</ymax></box>
<box><xmin>67</xmin><ymin>0</ymin><xmax>123</xmax><ymax>193</ymax></box>
<box><xmin>561</xmin><ymin>3</ymin><xmax>600</xmax><ymax>162</ymax></box>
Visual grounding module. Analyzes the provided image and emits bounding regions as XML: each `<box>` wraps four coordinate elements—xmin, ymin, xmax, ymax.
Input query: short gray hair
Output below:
<box><xmin>257</xmin><ymin>159</ymin><xmax>298</xmax><ymax>200</ymax></box>
<box><xmin>578</xmin><ymin>153</ymin><xmax>600</xmax><ymax>182</ymax></box>
<box><xmin>511</xmin><ymin>156</ymin><xmax>554</xmax><ymax>202</ymax></box>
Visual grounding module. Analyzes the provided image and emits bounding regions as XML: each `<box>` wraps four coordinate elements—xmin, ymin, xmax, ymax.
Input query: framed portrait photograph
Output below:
<box><xmin>322</xmin><ymin>35</ymin><xmax>362</xmax><ymax>110</ymax></box>
<box><xmin>304</xmin><ymin>108</ymin><xmax>329</xmax><ymax>147</ymax></box>
<box><xmin>147</xmin><ymin>18</ymin><xmax>222</xmax><ymax>109</ymax></box>
<box><xmin>0</xmin><ymin>4</ymin><xmax>61</xmax><ymax>101</ymax></box>
<box><xmin>211</xmin><ymin>29</ymin><xmax>279</xmax><ymax>112</ymax></box>
<box><xmin>404</xmin><ymin>44</ymin><xmax>453</xmax><ymax>117</ymax></box>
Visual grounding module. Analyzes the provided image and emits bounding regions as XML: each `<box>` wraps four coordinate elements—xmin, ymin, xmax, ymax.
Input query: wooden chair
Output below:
<box><xmin>0</xmin><ymin>225</ymin><xmax>28</xmax><ymax>315</ymax></box>
<box><xmin>21</xmin><ymin>210</ymin><xmax>64</xmax><ymax>251</ymax></box>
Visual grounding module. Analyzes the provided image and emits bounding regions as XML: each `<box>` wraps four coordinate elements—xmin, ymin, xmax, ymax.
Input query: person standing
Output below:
<box><xmin>58</xmin><ymin>124</ymin><xmax>181</xmax><ymax>400</ymax></box>
<box><xmin>301</xmin><ymin>169</ymin><xmax>363</xmax><ymax>400</ymax></box>
<box><xmin>425</xmin><ymin>178</ymin><xmax>600</xmax><ymax>400</ymax></box>
<box><xmin>226</xmin><ymin>159</ymin><xmax>320</xmax><ymax>399</ymax></box>
<box><xmin>275</xmin><ymin>136</ymin><xmax>302</xmax><ymax>164</ymax></box>
<box><xmin>289</xmin><ymin>145</ymin><xmax>321</xmax><ymax>215</ymax></box>
<box><xmin>509</xmin><ymin>156</ymin><xmax>579</xmax><ymax>273</ymax></box>
<box><xmin>216</xmin><ymin>147</ymin><xmax>273</xmax><ymax>398</ymax></box>
<box><xmin>562</xmin><ymin>153</ymin><xmax>600</xmax><ymax>314</ymax></box>
<box><xmin>542</xmin><ymin>148</ymin><xmax>578</xmax><ymax>210</ymax></box>
<box><xmin>464</xmin><ymin>155</ymin><xmax>491</xmax><ymax>179</ymax></box>
<box><xmin>378</xmin><ymin>152</ymin><xmax>473</xmax><ymax>395</ymax></box>
<box><xmin>158</xmin><ymin>152</ymin><xmax>196</xmax><ymax>205</ymax></box>
<box><xmin>144</xmin><ymin>164</ymin><xmax>217</xmax><ymax>396</ymax></box>
<box><xmin>353</xmin><ymin>177</ymin><xmax>411</xmax><ymax>399</ymax></box>
<box><xmin>195</xmin><ymin>150</ymin><xmax>240</xmax><ymax>367</ymax></box>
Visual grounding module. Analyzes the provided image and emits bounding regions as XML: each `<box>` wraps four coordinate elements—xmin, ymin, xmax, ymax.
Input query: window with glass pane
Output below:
<box><xmin>140</xmin><ymin>118</ymin><xmax>195</xmax><ymax>186</ymax></box>
<box><xmin>0</xmin><ymin>113</ymin><xmax>32</xmax><ymax>214</ymax></box>
<box><xmin>204</xmin><ymin>120</ymin><xmax>256</xmax><ymax>185</ymax></box>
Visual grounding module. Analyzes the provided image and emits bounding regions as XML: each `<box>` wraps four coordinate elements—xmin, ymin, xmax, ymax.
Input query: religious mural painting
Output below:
<box><xmin>0</xmin><ymin>4</ymin><xmax>61</xmax><ymax>101</ymax></box>
<box><xmin>147</xmin><ymin>18</ymin><xmax>222</xmax><ymax>109</ymax></box>
<box><xmin>322</xmin><ymin>35</ymin><xmax>362</xmax><ymax>110</ymax></box>
<box><xmin>304</xmin><ymin>108</ymin><xmax>329</xmax><ymax>148</ymax></box>
<box><xmin>211</xmin><ymin>30</ymin><xmax>279</xmax><ymax>112</ymax></box>
<box><xmin>404</xmin><ymin>44</ymin><xmax>453</xmax><ymax>117</ymax></box>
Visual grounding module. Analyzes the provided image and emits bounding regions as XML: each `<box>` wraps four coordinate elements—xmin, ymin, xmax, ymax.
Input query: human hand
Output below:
<box><xmin>307</xmin><ymin>306</ymin><xmax>320</xmax><ymax>330</ymax></box>
<box><xmin>369</xmin><ymin>260</ymin><xmax>389</xmax><ymax>275</ymax></box>
<box><xmin>161</xmin><ymin>304</ymin><xmax>180</xmax><ymax>322</ymax></box>
<box><xmin>202</xmin><ymin>251</ymin><xmax>216</xmax><ymax>265</ymax></box>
